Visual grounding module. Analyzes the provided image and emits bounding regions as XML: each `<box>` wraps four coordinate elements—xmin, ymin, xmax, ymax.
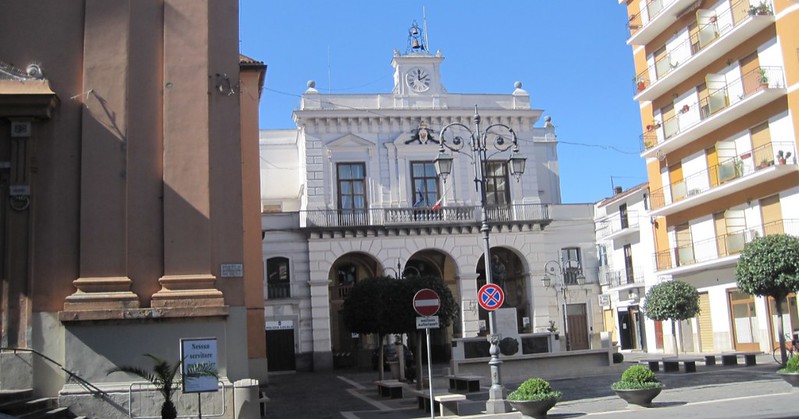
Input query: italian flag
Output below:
<box><xmin>431</xmin><ymin>189</ymin><xmax>446</xmax><ymax>211</ymax></box>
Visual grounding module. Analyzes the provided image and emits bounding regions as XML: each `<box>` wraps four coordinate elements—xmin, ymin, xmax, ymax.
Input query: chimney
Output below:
<box><xmin>614</xmin><ymin>186</ymin><xmax>623</xmax><ymax>195</ymax></box>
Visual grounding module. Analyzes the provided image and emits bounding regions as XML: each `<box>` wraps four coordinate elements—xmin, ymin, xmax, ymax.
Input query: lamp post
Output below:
<box><xmin>433</xmin><ymin>106</ymin><xmax>526</xmax><ymax>414</ymax></box>
<box><xmin>541</xmin><ymin>260</ymin><xmax>585</xmax><ymax>351</ymax></box>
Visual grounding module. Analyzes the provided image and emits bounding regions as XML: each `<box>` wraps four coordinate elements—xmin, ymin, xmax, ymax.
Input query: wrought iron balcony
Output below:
<box><xmin>633</xmin><ymin>0</ymin><xmax>774</xmax><ymax>99</ymax></box>
<box><xmin>649</xmin><ymin>141</ymin><xmax>796</xmax><ymax>216</ymax></box>
<box><xmin>654</xmin><ymin>219</ymin><xmax>799</xmax><ymax>271</ymax></box>
<box><xmin>627</xmin><ymin>0</ymin><xmax>700</xmax><ymax>46</ymax></box>
<box><xmin>599</xmin><ymin>266</ymin><xmax>646</xmax><ymax>288</ymax></box>
<box><xmin>597</xmin><ymin>210</ymin><xmax>640</xmax><ymax>240</ymax></box>
<box><xmin>300</xmin><ymin>203</ymin><xmax>550</xmax><ymax>230</ymax></box>
<box><xmin>266</xmin><ymin>282</ymin><xmax>291</xmax><ymax>299</ymax></box>
<box><xmin>640</xmin><ymin>66</ymin><xmax>785</xmax><ymax>156</ymax></box>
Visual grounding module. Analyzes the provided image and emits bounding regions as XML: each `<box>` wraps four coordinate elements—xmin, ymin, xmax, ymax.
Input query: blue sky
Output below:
<box><xmin>240</xmin><ymin>1</ymin><xmax>647</xmax><ymax>204</ymax></box>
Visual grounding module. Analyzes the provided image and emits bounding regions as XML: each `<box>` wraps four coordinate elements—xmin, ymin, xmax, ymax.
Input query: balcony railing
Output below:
<box><xmin>267</xmin><ymin>282</ymin><xmax>291</xmax><ymax>299</ymax></box>
<box><xmin>633</xmin><ymin>0</ymin><xmax>768</xmax><ymax>95</ymax></box>
<box><xmin>597</xmin><ymin>211</ymin><xmax>640</xmax><ymax>238</ymax></box>
<box><xmin>640</xmin><ymin>66</ymin><xmax>785</xmax><ymax>152</ymax></box>
<box><xmin>599</xmin><ymin>266</ymin><xmax>645</xmax><ymax>288</ymax></box>
<box><xmin>655</xmin><ymin>219</ymin><xmax>799</xmax><ymax>271</ymax></box>
<box><xmin>300</xmin><ymin>203</ymin><xmax>550</xmax><ymax>228</ymax></box>
<box><xmin>650</xmin><ymin>141</ymin><xmax>797</xmax><ymax>210</ymax></box>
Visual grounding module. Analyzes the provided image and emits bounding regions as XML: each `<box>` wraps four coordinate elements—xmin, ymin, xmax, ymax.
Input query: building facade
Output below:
<box><xmin>260</xmin><ymin>25</ymin><xmax>603</xmax><ymax>372</ymax></box>
<box><xmin>622</xmin><ymin>0</ymin><xmax>799</xmax><ymax>353</ymax></box>
<box><xmin>0</xmin><ymin>2</ymin><xmax>266</xmax><ymax>418</ymax></box>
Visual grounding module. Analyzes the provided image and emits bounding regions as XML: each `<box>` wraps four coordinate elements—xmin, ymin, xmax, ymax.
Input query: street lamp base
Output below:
<box><xmin>485</xmin><ymin>395</ymin><xmax>510</xmax><ymax>414</ymax></box>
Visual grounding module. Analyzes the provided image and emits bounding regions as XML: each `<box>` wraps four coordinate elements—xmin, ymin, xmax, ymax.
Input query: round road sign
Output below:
<box><xmin>413</xmin><ymin>288</ymin><xmax>441</xmax><ymax>317</ymax></box>
<box><xmin>478</xmin><ymin>283</ymin><xmax>504</xmax><ymax>311</ymax></box>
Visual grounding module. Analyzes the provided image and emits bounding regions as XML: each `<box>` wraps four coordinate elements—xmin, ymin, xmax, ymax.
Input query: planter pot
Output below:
<box><xmin>778</xmin><ymin>371</ymin><xmax>799</xmax><ymax>387</ymax></box>
<box><xmin>613</xmin><ymin>386</ymin><xmax>663</xmax><ymax>407</ymax></box>
<box><xmin>508</xmin><ymin>396</ymin><xmax>560</xmax><ymax>419</ymax></box>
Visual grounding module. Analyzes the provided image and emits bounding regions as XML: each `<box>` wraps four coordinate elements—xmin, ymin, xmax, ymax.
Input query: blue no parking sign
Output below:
<box><xmin>477</xmin><ymin>283</ymin><xmax>504</xmax><ymax>311</ymax></box>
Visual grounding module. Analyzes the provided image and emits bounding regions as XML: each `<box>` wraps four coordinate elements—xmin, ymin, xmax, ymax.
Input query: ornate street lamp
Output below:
<box><xmin>542</xmin><ymin>260</ymin><xmax>585</xmax><ymax>351</ymax></box>
<box><xmin>434</xmin><ymin>106</ymin><xmax>526</xmax><ymax>414</ymax></box>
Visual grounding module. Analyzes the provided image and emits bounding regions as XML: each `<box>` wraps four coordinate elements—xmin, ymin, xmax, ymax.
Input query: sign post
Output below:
<box><xmin>180</xmin><ymin>338</ymin><xmax>219</xmax><ymax>419</ymax></box>
<box><xmin>413</xmin><ymin>289</ymin><xmax>440</xmax><ymax>419</ymax></box>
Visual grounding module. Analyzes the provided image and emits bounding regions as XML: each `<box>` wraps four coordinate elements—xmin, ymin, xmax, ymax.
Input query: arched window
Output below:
<box><xmin>266</xmin><ymin>257</ymin><xmax>290</xmax><ymax>299</ymax></box>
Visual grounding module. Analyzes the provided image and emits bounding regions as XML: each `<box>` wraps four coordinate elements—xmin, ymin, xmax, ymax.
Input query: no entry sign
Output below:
<box><xmin>478</xmin><ymin>283</ymin><xmax>504</xmax><ymax>311</ymax></box>
<box><xmin>413</xmin><ymin>288</ymin><xmax>441</xmax><ymax>317</ymax></box>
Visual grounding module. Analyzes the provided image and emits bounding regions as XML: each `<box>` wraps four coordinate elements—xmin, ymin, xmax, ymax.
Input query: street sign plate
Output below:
<box><xmin>416</xmin><ymin>316</ymin><xmax>440</xmax><ymax>329</ymax></box>
<box><xmin>413</xmin><ymin>288</ymin><xmax>441</xmax><ymax>316</ymax></box>
<box><xmin>477</xmin><ymin>283</ymin><xmax>504</xmax><ymax>311</ymax></box>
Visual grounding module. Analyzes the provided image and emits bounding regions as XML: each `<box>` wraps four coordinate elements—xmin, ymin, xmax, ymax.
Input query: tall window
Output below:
<box><xmin>624</xmin><ymin>244</ymin><xmax>635</xmax><ymax>284</ymax></box>
<box><xmin>410</xmin><ymin>161</ymin><xmax>440</xmax><ymax>206</ymax></box>
<box><xmin>266</xmin><ymin>257</ymin><xmax>290</xmax><ymax>299</ymax></box>
<box><xmin>337</xmin><ymin>163</ymin><xmax>367</xmax><ymax>224</ymax></box>
<box><xmin>561</xmin><ymin>247</ymin><xmax>583</xmax><ymax>285</ymax></box>
<box><xmin>619</xmin><ymin>203</ymin><xmax>629</xmax><ymax>229</ymax></box>
<box><xmin>483</xmin><ymin>161</ymin><xmax>510</xmax><ymax>206</ymax></box>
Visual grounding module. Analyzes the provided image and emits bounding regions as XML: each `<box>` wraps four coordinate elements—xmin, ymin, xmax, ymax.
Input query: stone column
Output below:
<box><xmin>309</xmin><ymin>277</ymin><xmax>333</xmax><ymax>370</ymax></box>
<box><xmin>64</xmin><ymin>0</ymin><xmax>139</xmax><ymax>312</ymax></box>
<box><xmin>151</xmin><ymin>0</ymin><xmax>223</xmax><ymax>308</ymax></box>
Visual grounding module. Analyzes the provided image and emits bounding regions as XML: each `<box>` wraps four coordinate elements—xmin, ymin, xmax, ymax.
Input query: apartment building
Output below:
<box><xmin>622</xmin><ymin>0</ymin><xmax>799</xmax><ymax>353</ymax></box>
<box><xmin>595</xmin><ymin>184</ymin><xmax>658</xmax><ymax>352</ymax></box>
<box><xmin>260</xmin><ymin>24</ymin><xmax>602</xmax><ymax>372</ymax></box>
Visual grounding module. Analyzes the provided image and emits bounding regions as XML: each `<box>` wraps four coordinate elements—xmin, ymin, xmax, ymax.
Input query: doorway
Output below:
<box><xmin>265</xmin><ymin>320</ymin><xmax>296</xmax><ymax>372</ymax></box>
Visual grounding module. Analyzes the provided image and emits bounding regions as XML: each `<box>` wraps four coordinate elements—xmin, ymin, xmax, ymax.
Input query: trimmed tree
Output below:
<box><xmin>341</xmin><ymin>274</ymin><xmax>457</xmax><ymax>381</ymax></box>
<box><xmin>643</xmin><ymin>280</ymin><xmax>700</xmax><ymax>354</ymax></box>
<box><xmin>735</xmin><ymin>234</ymin><xmax>799</xmax><ymax>365</ymax></box>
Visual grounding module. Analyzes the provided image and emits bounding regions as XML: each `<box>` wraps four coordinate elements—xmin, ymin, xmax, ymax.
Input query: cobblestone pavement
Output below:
<box><xmin>261</xmin><ymin>353</ymin><xmax>799</xmax><ymax>419</ymax></box>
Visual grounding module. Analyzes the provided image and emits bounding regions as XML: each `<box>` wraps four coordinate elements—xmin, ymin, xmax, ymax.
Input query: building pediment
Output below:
<box><xmin>326</xmin><ymin>133</ymin><xmax>374</xmax><ymax>149</ymax></box>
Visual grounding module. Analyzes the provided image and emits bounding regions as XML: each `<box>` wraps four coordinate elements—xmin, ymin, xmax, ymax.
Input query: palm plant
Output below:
<box><xmin>107</xmin><ymin>353</ymin><xmax>217</xmax><ymax>419</ymax></box>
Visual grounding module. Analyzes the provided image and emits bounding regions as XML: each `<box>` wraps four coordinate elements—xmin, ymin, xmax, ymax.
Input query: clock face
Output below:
<box><xmin>405</xmin><ymin>67</ymin><xmax>431</xmax><ymax>92</ymax></box>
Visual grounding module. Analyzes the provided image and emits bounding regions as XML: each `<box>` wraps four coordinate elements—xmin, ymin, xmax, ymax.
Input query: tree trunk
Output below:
<box><xmin>416</xmin><ymin>331</ymin><xmax>423</xmax><ymax>391</ymax></box>
<box><xmin>777</xmin><ymin>299</ymin><xmax>788</xmax><ymax>366</ymax></box>
<box><xmin>378</xmin><ymin>333</ymin><xmax>385</xmax><ymax>381</ymax></box>
<box><xmin>671</xmin><ymin>319</ymin><xmax>679</xmax><ymax>355</ymax></box>
<box><xmin>161</xmin><ymin>400</ymin><xmax>177</xmax><ymax>419</ymax></box>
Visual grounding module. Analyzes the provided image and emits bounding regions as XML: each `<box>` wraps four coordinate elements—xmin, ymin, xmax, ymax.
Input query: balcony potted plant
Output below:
<box><xmin>777</xmin><ymin>150</ymin><xmax>792</xmax><ymax>165</ymax></box>
<box><xmin>759</xmin><ymin>68</ymin><xmax>769</xmax><ymax>88</ymax></box>
<box><xmin>749</xmin><ymin>2</ymin><xmax>772</xmax><ymax>16</ymax></box>
<box><xmin>777</xmin><ymin>355</ymin><xmax>799</xmax><ymax>387</ymax></box>
<box><xmin>611</xmin><ymin>365</ymin><xmax>664</xmax><ymax>407</ymax></box>
<box><xmin>646</xmin><ymin>120</ymin><xmax>661</xmax><ymax>132</ymax></box>
<box><xmin>507</xmin><ymin>377</ymin><xmax>562</xmax><ymax>419</ymax></box>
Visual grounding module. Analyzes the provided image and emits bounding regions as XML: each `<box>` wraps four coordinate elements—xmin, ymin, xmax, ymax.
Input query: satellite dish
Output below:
<box><xmin>656</xmin><ymin>150</ymin><xmax>666</xmax><ymax>161</ymax></box>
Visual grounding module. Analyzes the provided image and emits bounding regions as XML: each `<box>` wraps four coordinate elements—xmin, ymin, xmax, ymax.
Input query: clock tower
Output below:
<box><xmin>392</xmin><ymin>21</ymin><xmax>445</xmax><ymax>96</ymax></box>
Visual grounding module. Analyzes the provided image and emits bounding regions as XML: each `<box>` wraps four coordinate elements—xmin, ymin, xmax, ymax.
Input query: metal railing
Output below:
<box><xmin>597</xmin><ymin>211</ymin><xmax>640</xmax><ymax>238</ymax></box>
<box><xmin>633</xmin><ymin>0</ymin><xmax>768</xmax><ymax>93</ymax></box>
<box><xmin>301</xmin><ymin>203</ymin><xmax>550</xmax><ymax>228</ymax></box>
<box><xmin>627</xmin><ymin>0</ymin><xmax>672</xmax><ymax>37</ymax></box>
<box><xmin>266</xmin><ymin>282</ymin><xmax>291</xmax><ymax>299</ymax></box>
<box><xmin>655</xmin><ymin>219</ymin><xmax>799</xmax><ymax>270</ymax></box>
<box><xmin>599</xmin><ymin>266</ymin><xmax>646</xmax><ymax>287</ymax></box>
<box><xmin>641</xmin><ymin>66</ymin><xmax>784</xmax><ymax>151</ymax></box>
<box><xmin>649</xmin><ymin>141</ymin><xmax>796</xmax><ymax>209</ymax></box>
<box><xmin>0</xmin><ymin>346</ymin><xmax>110</xmax><ymax>398</ymax></box>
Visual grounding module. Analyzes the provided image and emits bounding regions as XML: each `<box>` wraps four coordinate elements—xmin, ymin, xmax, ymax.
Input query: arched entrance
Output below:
<box><xmin>476</xmin><ymin>247</ymin><xmax>530</xmax><ymax>334</ymax></box>
<box><xmin>328</xmin><ymin>252</ymin><xmax>380</xmax><ymax>367</ymax></box>
<box><xmin>406</xmin><ymin>249</ymin><xmax>459</xmax><ymax>363</ymax></box>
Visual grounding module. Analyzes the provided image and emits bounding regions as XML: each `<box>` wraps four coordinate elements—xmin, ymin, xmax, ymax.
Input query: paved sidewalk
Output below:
<box><xmin>261</xmin><ymin>352</ymin><xmax>798</xmax><ymax>419</ymax></box>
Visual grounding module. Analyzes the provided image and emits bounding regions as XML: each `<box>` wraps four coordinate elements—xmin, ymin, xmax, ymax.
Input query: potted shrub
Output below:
<box><xmin>507</xmin><ymin>377</ymin><xmax>562</xmax><ymax>419</ymax></box>
<box><xmin>749</xmin><ymin>2</ymin><xmax>772</xmax><ymax>16</ymax></box>
<box><xmin>759</xmin><ymin>68</ymin><xmax>769</xmax><ymax>87</ymax></box>
<box><xmin>611</xmin><ymin>365</ymin><xmax>664</xmax><ymax>407</ymax></box>
<box><xmin>777</xmin><ymin>355</ymin><xmax>799</xmax><ymax>387</ymax></box>
<box><xmin>777</xmin><ymin>150</ymin><xmax>792</xmax><ymax>165</ymax></box>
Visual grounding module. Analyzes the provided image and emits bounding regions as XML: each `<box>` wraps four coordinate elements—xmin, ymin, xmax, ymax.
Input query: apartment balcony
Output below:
<box><xmin>640</xmin><ymin>66</ymin><xmax>786</xmax><ymax>158</ymax></box>
<box><xmin>627</xmin><ymin>0</ymin><xmax>702</xmax><ymax>46</ymax></box>
<box><xmin>655</xmin><ymin>219</ymin><xmax>799</xmax><ymax>274</ymax></box>
<box><xmin>649</xmin><ymin>141</ymin><xmax>797</xmax><ymax>217</ymax></box>
<box><xmin>634</xmin><ymin>3</ymin><xmax>774</xmax><ymax>101</ymax></box>
<box><xmin>299</xmin><ymin>203</ymin><xmax>551</xmax><ymax>232</ymax></box>
<box><xmin>597</xmin><ymin>211</ymin><xmax>641</xmax><ymax>241</ymax></box>
<box><xmin>599</xmin><ymin>266</ymin><xmax>646</xmax><ymax>290</ymax></box>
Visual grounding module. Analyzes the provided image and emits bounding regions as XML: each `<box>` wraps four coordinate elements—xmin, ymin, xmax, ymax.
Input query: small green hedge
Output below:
<box><xmin>611</xmin><ymin>365</ymin><xmax>663</xmax><ymax>390</ymax></box>
<box><xmin>507</xmin><ymin>378</ymin><xmax>562</xmax><ymax>401</ymax></box>
<box><xmin>779</xmin><ymin>355</ymin><xmax>799</xmax><ymax>373</ymax></box>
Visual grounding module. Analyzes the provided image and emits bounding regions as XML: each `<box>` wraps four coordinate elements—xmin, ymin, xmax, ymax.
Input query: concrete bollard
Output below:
<box><xmin>234</xmin><ymin>378</ymin><xmax>260</xmax><ymax>419</ymax></box>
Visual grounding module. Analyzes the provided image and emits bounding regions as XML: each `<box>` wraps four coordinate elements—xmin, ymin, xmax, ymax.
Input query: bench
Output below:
<box><xmin>376</xmin><ymin>380</ymin><xmax>404</xmax><ymax>399</ymax></box>
<box><xmin>413</xmin><ymin>390</ymin><xmax>467</xmax><ymax>417</ymax></box>
<box><xmin>447</xmin><ymin>374</ymin><xmax>482</xmax><ymax>392</ymax></box>
<box><xmin>640</xmin><ymin>357</ymin><xmax>701</xmax><ymax>373</ymax></box>
<box><xmin>719</xmin><ymin>352</ymin><xmax>760</xmax><ymax>366</ymax></box>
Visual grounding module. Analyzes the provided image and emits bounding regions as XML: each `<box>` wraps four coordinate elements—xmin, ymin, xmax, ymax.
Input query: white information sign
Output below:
<box><xmin>220</xmin><ymin>263</ymin><xmax>244</xmax><ymax>278</ymax></box>
<box><xmin>180</xmin><ymin>338</ymin><xmax>219</xmax><ymax>393</ymax></box>
<box><xmin>416</xmin><ymin>316</ymin><xmax>440</xmax><ymax>329</ymax></box>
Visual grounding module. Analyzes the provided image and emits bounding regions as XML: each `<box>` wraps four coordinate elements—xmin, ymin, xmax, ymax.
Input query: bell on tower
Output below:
<box><xmin>406</xmin><ymin>21</ymin><xmax>429</xmax><ymax>54</ymax></box>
